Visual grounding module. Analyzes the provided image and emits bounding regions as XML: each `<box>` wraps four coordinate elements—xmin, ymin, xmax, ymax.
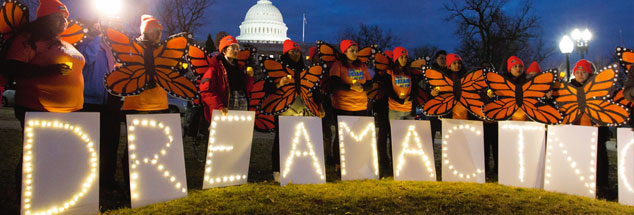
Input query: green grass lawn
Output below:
<box><xmin>0</xmin><ymin>106</ymin><xmax>630</xmax><ymax>214</ymax></box>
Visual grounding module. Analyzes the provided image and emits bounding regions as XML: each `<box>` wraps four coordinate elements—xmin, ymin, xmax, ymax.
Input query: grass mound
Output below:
<box><xmin>103</xmin><ymin>180</ymin><xmax>634</xmax><ymax>215</ymax></box>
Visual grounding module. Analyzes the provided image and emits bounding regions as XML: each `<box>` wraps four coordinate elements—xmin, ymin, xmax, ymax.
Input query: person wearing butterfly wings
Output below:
<box><xmin>1</xmin><ymin>0</ymin><xmax>84</xmax><ymax>127</ymax></box>
<box><xmin>262</xmin><ymin>39</ymin><xmax>325</xmax><ymax>182</ymax></box>
<box><xmin>554</xmin><ymin>59</ymin><xmax>627</xmax><ymax>198</ymax></box>
<box><xmin>200</xmin><ymin>35</ymin><xmax>254</xmax><ymax>121</ymax></box>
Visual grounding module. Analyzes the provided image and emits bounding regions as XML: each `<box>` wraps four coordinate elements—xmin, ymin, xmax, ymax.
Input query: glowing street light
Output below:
<box><xmin>559</xmin><ymin>35</ymin><xmax>574</xmax><ymax>80</ymax></box>
<box><xmin>94</xmin><ymin>0</ymin><xmax>122</xmax><ymax>18</ymax></box>
<box><xmin>570</xmin><ymin>28</ymin><xmax>592</xmax><ymax>59</ymax></box>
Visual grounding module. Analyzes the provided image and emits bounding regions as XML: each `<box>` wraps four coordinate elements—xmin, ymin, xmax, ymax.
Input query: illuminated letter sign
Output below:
<box><xmin>337</xmin><ymin>116</ymin><xmax>379</xmax><ymax>180</ymax></box>
<box><xmin>441</xmin><ymin>119</ymin><xmax>485</xmax><ymax>183</ymax></box>
<box><xmin>390</xmin><ymin>120</ymin><xmax>436</xmax><ymax>181</ymax></box>
<box><xmin>278</xmin><ymin>116</ymin><xmax>326</xmax><ymax>185</ymax></box>
<box><xmin>498</xmin><ymin>121</ymin><xmax>546</xmax><ymax>189</ymax></box>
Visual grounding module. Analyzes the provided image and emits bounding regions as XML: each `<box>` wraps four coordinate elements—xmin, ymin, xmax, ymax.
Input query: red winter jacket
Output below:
<box><xmin>200</xmin><ymin>55</ymin><xmax>253</xmax><ymax>122</ymax></box>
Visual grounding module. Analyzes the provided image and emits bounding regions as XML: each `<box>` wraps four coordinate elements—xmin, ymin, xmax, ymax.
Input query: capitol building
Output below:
<box><xmin>237</xmin><ymin>0</ymin><xmax>314</xmax><ymax>59</ymax></box>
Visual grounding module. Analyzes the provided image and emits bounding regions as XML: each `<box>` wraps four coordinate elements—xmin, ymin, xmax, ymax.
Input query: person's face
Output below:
<box><xmin>288</xmin><ymin>49</ymin><xmax>301</xmax><ymax>63</ymax></box>
<box><xmin>224</xmin><ymin>44</ymin><xmax>240</xmax><ymax>59</ymax></box>
<box><xmin>144</xmin><ymin>28</ymin><xmax>162</xmax><ymax>43</ymax></box>
<box><xmin>50</xmin><ymin>13</ymin><xmax>68</xmax><ymax>35</ymax></box>
<box><xmin>344</xmin><ymin>45</ymin><xmax>358</xmax><ymax>61</ymax></box>
<box><xmin>436</xmin><ymin>54</ymin><xmax>446</xmax><ymax>68</ymax></box>
<box><xmin>397</xmin><ymin>55</ymin><xmax>408</xmax><ymax>67</ymax></box>
<box><xmin>574</xmin><ymin>69</ymin><xmax>590</xmax><ymax>83</ymax></box>
<box><xmin>510</xmin><ymin>64</ymin><xmax>525</xmax><ymax>78</ymax></box>
<box><xmin>449</xmin><ymin>60</ymin><xmax>462</xmax><ymax>72</ymax></box>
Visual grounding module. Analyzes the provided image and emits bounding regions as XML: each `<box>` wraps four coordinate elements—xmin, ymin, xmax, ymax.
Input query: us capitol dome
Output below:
<box><xmin>236</xmin><ymin>0</ymin><xmax>289</xmax><ymax>44</ymax></box>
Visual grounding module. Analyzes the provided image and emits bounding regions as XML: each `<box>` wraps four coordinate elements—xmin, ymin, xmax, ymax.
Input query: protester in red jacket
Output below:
<box><xmin>200</xmin><ymin>35</ymin><xmax>254</xmax><ymax>122</ymax></box>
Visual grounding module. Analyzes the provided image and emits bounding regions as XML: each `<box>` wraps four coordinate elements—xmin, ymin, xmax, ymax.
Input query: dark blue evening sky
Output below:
<box><xmin>68</xmin><ymin>0</ymin><xmax>633</xmax><ymax>68</ymax></box>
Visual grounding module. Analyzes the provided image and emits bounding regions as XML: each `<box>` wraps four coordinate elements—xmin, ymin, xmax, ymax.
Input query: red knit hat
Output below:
<box><xmin>526</xmin><ymin>61</ymin><xmax>542</xmax><ymax>74</ymax></box>
<box><xmin>218</xmin><ymin>35</ymin><xmax>238</xmax><ymax>52</ymax></box>
<box><xmin>140</xmin><ymin>15</ymin><xmax>162</xmax><ymax>33</ymax></box>
<box><xmin>506</xmin><ymin>56</ymin><xmax>524</xmax><ymax>73</ymax></box>
<box><xmin>36</xmin><ymin>0</ymin><xmax>68</xmax><ymax>19</ymax></box>
<box><xmin>283</xmin><ymin>39</ymin><xmax>300</xmax><ymax>55</ymax></box>
<box><xmin>392</xmin><ymin>47</ymin><xmax>408</xmax><ymax>63</ymax></box>
<box><xmin>339</xmin><ymin>40</ymin><xmax>358</xmax><ymax>53</ymax></box>
<box><xmin>446</xmin><ymin>53</ymin><xmax>462</xmax><ymax>68</ymax></box>
<box><xmin>308</xmin><ymin>47</ymin><xmax>317</xmax><ymax>60</ymax></box>
<box><xmin>573</xmin><ymin>59</ymin><xmax>594</xmax><ymax>75</ymax></box>
<box><xmin>384</xmin><ymin>50</ymin><xmax>393</xmax><ymax>60</ymax></box>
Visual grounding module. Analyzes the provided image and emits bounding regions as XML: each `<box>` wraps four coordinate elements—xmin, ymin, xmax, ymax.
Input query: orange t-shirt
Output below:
<box><xmin>387</xmin><ymin>69</ymin><xmax>412</xmax><ymax>112</ymax></box>
<box><xmin>7</xmin><ymin>36</ymin><xmax>85</xmax><ymax>112</ymax></box>
<box><xmin>329</xmin><ymin>61</ymin><xmax>371</xmax><ymax>111</ymax></box>
<box><xmin>122</xmin><ymin>86</ymin><xmax>168</xmax><ymax>111</ymax></box>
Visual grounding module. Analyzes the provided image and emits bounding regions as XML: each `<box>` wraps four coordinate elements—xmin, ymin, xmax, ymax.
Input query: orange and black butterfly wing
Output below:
<box><xmin>236</xmin><ymin>47</ymin><xmax>257</xmax><ymax>68</ymax></box>
<box><xmin>357</xmin><ymin>45</ymin><xmax>376</xmax><ymax>64</ymax></box>
<box><xmin>60</xmin><ymin>19</ymin><xmax>88</xmax><ymax>46</ymax></box>
<box><xmin>613</xmin><ymin>89</ymin><xmax>634</xmax><ymax>109</ymax></box>
<box><xmin>188</xmin><ymin>44</ymin><xmax>212</xmax><ymax>77</ymax></box>
<box><xmin>482</xmin><ymin>70</ymin><xmax>519</xmax><ymax>121</ymax></box>
<box><xmin>617</xmin><ymin>47</ymin><xmax>634</xmax><ymax>71</ymax></box>
<box><xmin>423</xmin><ymin>68</ymin><xmax>456</xmax><ymax>116</ymax></box>
<box><xmin>316</xmin><ymin>40</ymin><xmax>339</xmax><ymax>68</ymax></box>
<box><xmin>582</xmin><ymin>65</ymin><xmax>629</xmax><ymax>126</ymax></box>
<box><xmin>153</xmin><ymin>32</ymin><xmax>198</xmax><ymax>100</ymax></box>
<box><xmin>259</xmin><ymin>57</ymin><xmax>296</xmax><ymax>115</ymax></box>
<box><xmin>409</xmin><ymin>57</ymin><xmax>430</xmax><ymax>74</ymax></box>
<box><xmin>458</xmin><ymin>69</ymin><xmax>488</xmax><ymax>119</ymax></box>
<box><xmin>373</xmin><ymin>51</ymin><xmax>390</xmax><ymax>76</ymax></box>
<box><xmin>103</xmin><ymin>28</ymin><xmax>149</xmax><ymax>96</ymax></box>
<box><xmin>249</xmin><ymin>79</ymin><xmax>275</xmax><ymax>132</ymax></box>
<box><xmin>553</xmin><ymin>82</ymin><xmax>583</xmax><ymax>124</ymax></box>
<box><xmin>0</xmin><ymin>0</ymin><xmax>28</xmax><ymax>54</ymax></box>
<box><xmin>519</xmin><ymin>70</ymin><xmax>563</xmax><ymax>124</ymax></box>
<box><xmin>299</xmin><ymin>64</ymin><xmax>324</xmax><ymax>115</ymax></box>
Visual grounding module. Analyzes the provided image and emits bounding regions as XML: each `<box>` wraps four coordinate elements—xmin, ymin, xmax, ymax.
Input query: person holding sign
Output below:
<box><xmin>260</xmin><ymin>39</ymin><xmax>325</xmax><ymax>182</ymax></box>
<box><xmin>200</xmin><ymin>35</ymin><xmax>254</xmax><ymax>121</ymax></box>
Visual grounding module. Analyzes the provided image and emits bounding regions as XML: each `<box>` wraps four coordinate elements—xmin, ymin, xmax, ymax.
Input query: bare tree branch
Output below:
<box><xmin>157</xmin><ymin>0</ymin><xmax>214</xmax><ymax>36</ymax></box>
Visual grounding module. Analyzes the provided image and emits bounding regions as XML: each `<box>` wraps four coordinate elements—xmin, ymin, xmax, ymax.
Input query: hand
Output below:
<box><xmin>277</xmin><ymin>76</ymin><xmax>291</xmax><ymax>88</ymax></box>
<box><xmin>404</xmin><ymin>96</ymin><xmax>411</xmax><ymax>102</ymax></box>
<box><xmin>53</xmin><ymin>63</ymin><xmax>72</xmax><ymax>75</ymax></box>
<box><xmin>399</xmin><ymin>93</ymin><xmax>407</xmax><ymax>99</ymax></box>
<box><xmin>545</xmin><ymin>90</ymin><xmax>553</xmax><ymax>99</ymax></box>
<box><xmin>318</xmin><ymin>105</ymin><xmax>326</xmax><ymax>119</ymax></box>
<box><xmin>350</xmin><ymin>83</ymin><xmax>363</xmax><ymax>92</ymax></box>
<box><xmin>220</xmin><ymin>108</ymin><xmax>229</xmax><ymax>116</ymax></box>
<box><xmin>487</xmin><ymin>89</ymin><xmax>494</xmax><ymax>98</ymax></box>
<box><xmin>246</xmin><ymin>66</ymin><xmax>254</xmax><ymax>77</ymax></box>
<box><xmin>431</xmin><ymin>87</ymin><xmax>440</xmax><ymax>97</ymax></box>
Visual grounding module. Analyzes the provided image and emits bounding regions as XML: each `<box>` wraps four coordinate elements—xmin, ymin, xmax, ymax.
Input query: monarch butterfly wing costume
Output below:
<box><xmin>409</xmin><ymin>57</ymin><xmax>430</xmax><ymax>108</ymax></box>
<box><xmin>60</xmin><ymin>19</ymin><xmax>88</xmax><ymax>46</ymax></box>
<box><xmin>249</xmin><ymin>79</ymin><xmax>275</xmax><ymax>132</ymax></box>
<box><xmin>519</xmin><ymin>70</ymin><xmax>562</xmax><ymax>124</ymax></box>
<box><xmin>104</xmin><ymin>28</ymin><xmax>198</xmax><ymax>100</ymax></box>
<box><xmin>316</xmin><ymin>40</ymin><xmax>339</xmax><ymax>67</ymax></box>
<box><xmin>458</xmin><ymin>69</ymin><xmax>488</xmax><ymax>119</ymax></box>
<box><xmin>423</xmin><ymin>68</ymin><xmax>456</xmax><ymax>116</ymax></box>
<box><xmin>187</xmin><ymin>44</ymin><xmax>213</xmax><ymax>106</ymax></box>
<box><xmin>617</xmin><ymin>47</ymin><xmax>634</xmax><ymax>71</ymax></box>
<box><xmin>103</xmin><ymin>28</ymin><xmax>149</xmax><ymax>96</ymax></box>
<box><xmin>555</xmin><ymin>64</ymin><xmax>629</xmax><ymax>126</ymax></box>
<box><xmin>299</xmin><ymin>64</ymin><xmax>324</xmax><ymax>115</ymax></box>
<box><xmin>152</xmin><ymin>32</ymin><xmax>198</xmax><ymax>100</ymax></box>
<box><xmin>259</xmin><ymin>57</ymin><xmax>296</xmax><ymax>115</ymax></box>
<box><xmin>236</xmin><ymin>47</ymin><xmax>257</xmax><ymax>68</ymax></box>
<box><xmin>409</xmin><ymin>57</ymin><xmax>430</xmax><ymax>73</ymax></box>
<box><xmin>0</xmin><ymin>0</ymin><xmax>29</xmax><ymax>55</ymax></box>
<box><xmin>357</xmin><ymin>45</ymin><xmax>376</xmax><ymax>64</ymax></box>
<box><xmin>373</xmin><ymin>51</ymin><xmax>390</xmax><ymax>76</ymax></box>
<box><xmin>482</xmin><ymin>70</ymin><xmax>520</xmax><ymax>120</ymax></box>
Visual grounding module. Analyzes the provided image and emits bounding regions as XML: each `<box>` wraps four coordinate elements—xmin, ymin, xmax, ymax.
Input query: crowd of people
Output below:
<box><xmin>2</xmin><ymin>0</ymin><xmax>634</xmax><ymax>210</ymax></box>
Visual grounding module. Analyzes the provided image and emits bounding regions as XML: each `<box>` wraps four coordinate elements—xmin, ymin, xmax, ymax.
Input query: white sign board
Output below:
<box><xmin>126</xmin><ymin>114</ymin><xmax>188</xmax><ymax>208</ymax></box>
<box><xmin>203</xmin><ymin>110</ymin><xmax>255</xmax><ymax>189</ymax></box>
<box><xmin>390</xmin><ymin>120</ymin><xmax>436</xmax><ymax>181</ymax></box>
<box><xmin>545</xmin><ymin>125</ymin><xmax>597</xmax><ymax>198</ymax></box>
<box><xmin>618</xmin><ymin>128</ymin><xmax>634</xmax><ymax>206</ymax></box>
<box><xmin>278</xmin><ymin>116</ymin><xmax>326</xmax><ymax>186</ymax></box>
<box><xmin>21</xmin><ymin>112</ymin><xmax>100</xmax><ymax>215</ymax></box>
<box><xmin>498</xmin><ymin>121</ymin><xmax>546</xmax><ymax>189</ymax></box>
<box><xmin>441</xmin><ymin>119</ymin><xmax>485</xmax><ymax>183</ymax></box>
<box><xmin>337</xmin><ymin>116</ymin><xmax>379</xmax><ymax>180</ymax></box>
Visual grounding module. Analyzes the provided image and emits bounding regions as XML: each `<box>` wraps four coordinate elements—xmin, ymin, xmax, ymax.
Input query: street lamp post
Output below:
<box><xmin>570</xmin><ymin>28</ymin><xmax>592</xmax><ymax>59</ymax></box>
<box><xmin>559</xmin><ymin>35</ymin><xmax>574</xmax><ymax>81</ymax></box>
